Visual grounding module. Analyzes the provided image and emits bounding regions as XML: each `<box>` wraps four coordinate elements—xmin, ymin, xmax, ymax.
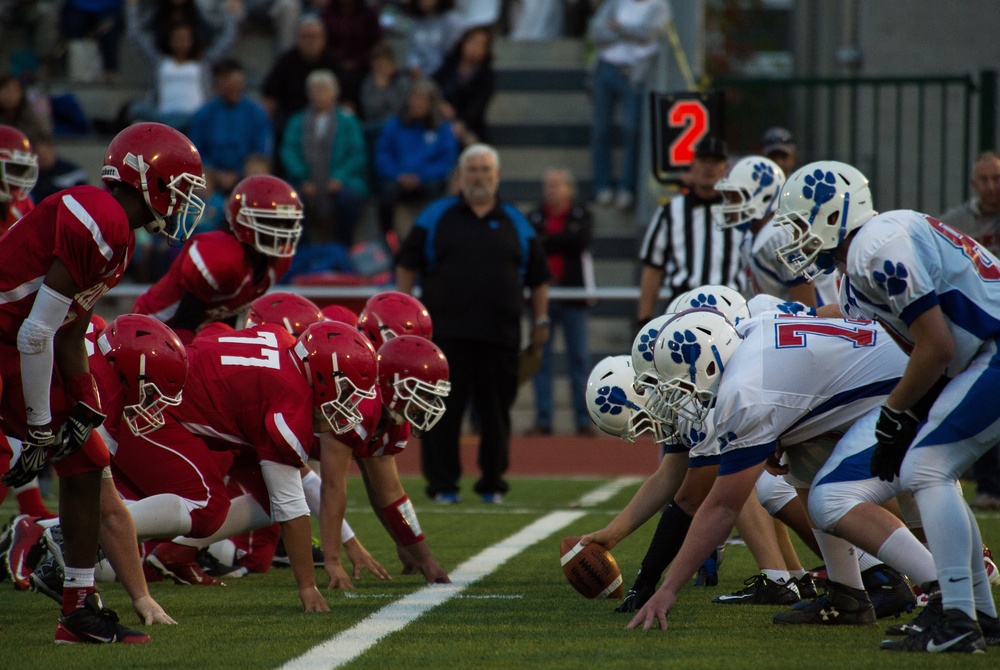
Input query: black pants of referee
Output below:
<box><xmin>421</xmin><ymin>338</ymin><xmax>519</xmax><ymax>498</ymax></box>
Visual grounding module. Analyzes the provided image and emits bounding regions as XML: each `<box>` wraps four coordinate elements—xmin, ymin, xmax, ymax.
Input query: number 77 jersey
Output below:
<box><xmin>171</xmin><ymin>324</ymin><xmax>317</xmax><ymax>468</ymax></box>
<box><xmin>713</xmin><ymin>314</ymin><xmax>909</xmax><ymax>456</ymax></box>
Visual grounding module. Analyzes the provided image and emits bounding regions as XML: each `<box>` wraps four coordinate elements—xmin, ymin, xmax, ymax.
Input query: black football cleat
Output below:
<box><xmin>773</xmin><ymin>581</ymin><xmax>876</xmax><ymax>625</ymax></box>
<box><xmin>880</xmin><ymin>609</ymin><xmax>986</xmax><ymax>653</ymax></box>
<box><xmin>862</xmin><ymin>564</ymin><xmax>916</xmax><ymax>619</ymax></box>
<box><xmin>55</xmin><ymin>593</ymin><xmax>151</xmax><ymax>644</ymax></box>
<box><xmin>713</xmin><ymin>573</ymin><xmax>801</xmax><ymax>605</ymax></box>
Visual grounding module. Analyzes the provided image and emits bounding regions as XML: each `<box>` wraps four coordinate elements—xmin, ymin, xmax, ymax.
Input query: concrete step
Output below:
<box><xmin>494</xmin><ymin>38</ymin><xmax>587</xmax><ymax>69</ymax></box>
<box><xmin>488</xmin><ymin>91</ymin><xmax>591</xmax><ymax>123</ymax></box>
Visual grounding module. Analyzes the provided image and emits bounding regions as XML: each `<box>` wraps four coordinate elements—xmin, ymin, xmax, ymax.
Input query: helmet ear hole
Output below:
<box><xmin>157</xmin><ymin>177</ymin><xmax>167</xmax><ymax>194</ymax></box>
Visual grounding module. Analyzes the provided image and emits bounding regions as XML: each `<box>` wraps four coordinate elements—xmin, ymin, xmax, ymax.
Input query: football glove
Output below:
<box><xmin>615</xmin><ymin>569</ymin><xmax>657</xmax><ymax>613</ymax></box>
<box><xmin>2</xmin><ymin>427</ymin><xmax>57</xmax><ymax>488</ymax></box>
<box><xmin>871</xmin><ymin>404</ymin><xmax>920</xmax><ymax>482</ymax></box>
<box><xmin>50</xmin><ymin>402</ymin><xmax>106</xmax><ymax>462</ymax></box>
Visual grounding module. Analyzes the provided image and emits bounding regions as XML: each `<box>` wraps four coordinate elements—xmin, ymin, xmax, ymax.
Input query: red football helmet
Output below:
<box><xmin>101</xmin><ymin>122</ymin><xmax>206</xmax><ymax>242</ymax></box>
<box><xmin>96</xmin><ymin>314</ymin><xmax>188</xmax><ymax>436</ymax></box>
<box><xmin>320</xmin><ymin>304</ymin><xmax>359</xmax><ymax>328</ymax></box>
<box><xmin>244</xmin><ymin>291</ymin><xmax>324</xmax><ymax>337</ymax></box>
<box><xmin>293</xmin><ymin>321</ymin><xmax>377</xmax><ymax>434</ymax></box>
<box><xmin>377</xmin><ymin>335</ymin><xmax>450</xmax><ymax>433</ymax></box>
<box><xmin>0</xmin><ymin>125</ymin><xmax>37</xmax><ymax>202</ymax></box>
<box><xmin>227</xmin><ymin>175</ymin><xmax>304</xmax><ymax>257</ymax></box>
<box><xmin>357</xmin><ymin>291</ymin><xmax>433</xmax><ymax>349</ymax></box>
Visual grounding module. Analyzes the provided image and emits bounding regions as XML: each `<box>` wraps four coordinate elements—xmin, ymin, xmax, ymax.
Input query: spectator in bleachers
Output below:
<box><xmin>261</xmin><ymin>14</ymin><xmax>342</xmax><ymax>166</ymax></box>
<box><xmin>315</xmin><ymin>0</ymin><xmax>383</xmax><ymax>111</ymax></box>
<box><xmin>0</xmin><ymin>0</ymin><xmax>61</xmax><ymax>78</ymax></box>
<box><xmin>433</xmin><ymin>25</ymin><xmax>495</xmax><ymax>145</ymax></box>
<box><xmin>359</xmin><ymin>42</ymin><xmax>410</xmax><ymax>141</ymax></box>
<box><xmin>374</xmin><ymin>78</ymin><xmax>458</xmax><ymax>235</ymax></box>
<box><xmin>187</xmin><ymin>58</ymin><xmax>273</xmax><ymax>196</ymax></box>
<box><xmin>124</xmin><ymin>0</ymin><xmax>242</xmax><ymax>133</ymax></box>
<box><xmin>139</xmin><ymin>0</ymin><xmax>217</xmax><ymax>55</ymax></box>
<box><xmin>279</xmin><ymin>69</ymin><xmax>367</xmax><ymax>248</ymax></box>
<box><xmin>30</xmin><ymin>134</ymin><xmax>89</xmax><ymax>203</ymax></box>
<box><xmin>403</xmin><ymin>0</ymin><xmax>461</xmax><ymax>80</ymax></box>
<box><xmin>236</xmin><ymin>0</ymin><xmax>301</xmax><ymax>53</ymax></box>
<box><xmin>0</xmin><ymin>75</ymin><xmax>51</xmax><ymax>141</ymax></box>
<box><xmin>526</xmin><ymin>167</ymin><xmax>595</xmax><ymax>437</ymax></box>
<box><xmin>60</xmin><ymin>0</ymin><xmax>125</xmax><ymax>82</ymax></box>
<box><xmin>588</xmin><ymin>0</ymin><xmax>670</xmax><ymax>211</ymax></box>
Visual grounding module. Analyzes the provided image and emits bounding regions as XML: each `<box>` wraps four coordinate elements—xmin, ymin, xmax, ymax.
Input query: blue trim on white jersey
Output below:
<box><xmin>690</xmin><ymin>454</ymin><xmax>722</xmax><ymax>468</ymax></box>
<box><xmin>938</xmin><ymin>289</ymin><xmax>1000</xmax><ymax>340</ymax></box>
<box><xmin>814</xmin><ymin>444</ymin><xmax>877</xmax><ymax>486</ymax></box>
<box><xmin>915</xmin><ymin>348</ymin><xmax>1000</xmax><ymax>449</ymax></box>
<box><xmin>848</xmin><ymin>284</ymin><xmax>891</xmax><ymax>311</ymax></box>
<box><xmin>899</xmin><ymin>291</ymin><xmax>939</xmax><ymax>327</ymax></box>
<box><xmin>718</xmin><ymin>441</ymin><xmax>776</xmax><ymax>476</ymax></box>
<box><xmin>787</xmin><ymin>378</ymin><xmax>900</xmax><ymax>433</ymax></box>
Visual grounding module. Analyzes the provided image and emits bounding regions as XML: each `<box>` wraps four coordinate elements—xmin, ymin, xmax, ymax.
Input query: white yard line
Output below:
<box><xmin>279</xmin><ymin>477</ymin><xmax>639</xmax><ymax>670</ymax></box>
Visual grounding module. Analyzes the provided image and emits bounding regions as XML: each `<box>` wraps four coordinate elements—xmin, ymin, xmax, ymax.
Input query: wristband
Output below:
<box><xmin>381</xmin><ymin>495</ymin><xmax>424</xmax><ymax>546</ymax></box>
<box><xmin>341</xmin><ymin>518</ymin><xmax>356</xmax><ymax>544</ymax></box>
<box><xmin>66</xmin><ymin>372</ymin><xmax>101</xmax><ymax>411</ymax></box>
<box><xmin>534</xmin><ymin>317</ymin><xmax>551</xmax><ymax>328</ymax></box>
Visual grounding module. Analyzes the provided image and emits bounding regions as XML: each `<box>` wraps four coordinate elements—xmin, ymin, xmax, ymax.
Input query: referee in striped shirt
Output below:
<box><xmin>636</xmin><ymin>136</ymin><xmax>739</xmax><ymax>323</ymax></box>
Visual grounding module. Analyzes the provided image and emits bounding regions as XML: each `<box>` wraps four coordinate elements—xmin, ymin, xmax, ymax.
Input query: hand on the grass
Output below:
<box><xmin>626</xmin><ymin>588</ymin><xmax>675</xmax><ymax>631</ymax></box>
<box><xmin>325</xmin><ymin>560</ymin><xmax>355</xmax><ymax>591</ymax></box>
<box><xmin>580</xmin><ymin>529</ymin><xmax>617</xmax><ymax>550</ymax></box>
<box><xmin>344</xmin><ymin>537</ymin><xmax>391</xmax><ymax>581</ymax></box>
<box><xmin>299</xmin><ymin>586</ymin><xmax>331</xmax><ymax>612</ymax></box>
<box><xmin>132</xmin><ymin>594</ymin><xmax>177</xmax><ymax>625</ymax></box>
<box><xmin>397</xmin><ymin>544</ymin><xmax>418</xmax><ymax>575</ymax></box>
<box><xmin>420</xmin><ymin>558</ymin><xmax>451</xmax><ymax>584</ymax></box>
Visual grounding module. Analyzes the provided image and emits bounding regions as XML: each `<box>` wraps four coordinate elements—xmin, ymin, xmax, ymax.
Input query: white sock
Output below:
<box><xmin>876</xmin><ymin>527</ymin><xmax>937</xmax><ymax>585</ymax></box>
<box><xmin>914</xmin><ymin>484</ymin><xmax>976</xmax><ymax>619</ymax></box>
<box><xmin>814</xmin><ymin>529</ymin><xmax>864</xmax><ymax>590</ymax></box>
<box><xmin>126</xmin><ymin>494</ymin><xmax>193</xmax><ymax>540</ymax></box>
<box><xmin>63</xmin><ymin>566</ymin><xmax>95</xmax><ymax>589</ymax></box>
<box><xmin>789</xmin><ymin>568</ymin><xmax>807</xmax><ymax>580</ymax></box>
<box><xmin>857</xmin><ymin>550</ymin><xmax>882</xmax><ymax>572</ymax></box>
<box><xmin>174</xmin><ymin>494</ymin><xmax>270</xmax><ymax>549</ymax></box>
<box><xmin>762</xmin><ymin>569</ymin><xmax>791</xmax><ymax>584</ymax></box>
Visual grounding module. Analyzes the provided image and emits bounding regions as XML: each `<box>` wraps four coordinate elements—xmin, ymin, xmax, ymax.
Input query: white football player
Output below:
<box><xmin>771</xmin><ymin>160</ymin><xmax>1000</xmax><ymax>653</ymax></box>
<box><xmin>713</xmin><ymin>155</ymin><xmax>838</xmax><ymax>307</ymax></box>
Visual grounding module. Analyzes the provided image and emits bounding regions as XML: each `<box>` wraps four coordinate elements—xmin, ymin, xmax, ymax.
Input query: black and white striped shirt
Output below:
<box><xmin>638</xmin><ymin>192</ymin><xmax>741</xmax><ymax>295</ymax></box>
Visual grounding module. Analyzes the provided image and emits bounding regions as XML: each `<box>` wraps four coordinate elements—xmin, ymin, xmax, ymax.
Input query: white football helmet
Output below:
<box><xmin>586</xmin><ymin>356</ymin><xmax>669</xmax><ymax>443</ymax></box>
<box><xmin>648</xmin><ymin>309</ymin><xmax>741</xmax><ymax>425</ymax></box>
<box><xmin>631</xmin><ymin>314</ymin><xmax>673</xmax><ymax>397</ymax></box>
<box><xmin>773</xmin><ymin>160</ymin><xmax>876</xmax><ymax>280</ymax></box>
<box><xmin>713</xmin><ymin>155</ymin><xmax>785</xmax><ymax>231</ymax></box>
<box><xmin>670</xmin><ymin>285</ymin><xmax>750</xmax><ymax>325</ymax></box>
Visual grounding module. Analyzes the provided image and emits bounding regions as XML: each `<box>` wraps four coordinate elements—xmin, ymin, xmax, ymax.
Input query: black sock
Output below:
<box><xmin>633</xmin><ymin>499</ymin><xmax>693</xmax><ymax>587</ymax></box>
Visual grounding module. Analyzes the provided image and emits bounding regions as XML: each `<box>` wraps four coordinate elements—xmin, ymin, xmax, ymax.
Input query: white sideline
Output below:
<box><xmin>279</xmin><ymin>477</ymin><xmax>639</xmax><ymax>670</ymax></box>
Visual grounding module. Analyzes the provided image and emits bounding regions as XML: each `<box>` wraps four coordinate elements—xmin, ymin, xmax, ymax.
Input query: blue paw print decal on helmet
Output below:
<box><xmin>687</xmin><ymin>293</ymin><xmax>717</xmax><ymax>310</ymax></box>
<box><xmin>802</xmin><ymin>169</ymin><xmax>838</xmax><ymax>222</ymax></box>
<box><xmin>594</xmin><ymin>385</ymin><xmax>638</xmax><ymax>415</ymax></box>
<box><xmin>751</xmin><ymin>161</ymin><xmax>775</xmax><ymax>197</ymax></box>
<box><xmin>871</xmin><ymin>260</ymin><xmax>909</xmax><ymax>296</ymax></box>
<box><xmin>636</xmin><ymin>327</ymin><xmax>658</xmax><ymax>362</ymax></box>
<box><xmin>668</xmin><ymin>329</ymin><xmax>701</xmax><ymax>383</ymax></box>
<box><xmin>683</xmin><ymin>425</ymin><xmax>707</xmax><ymax>448</ymax></box>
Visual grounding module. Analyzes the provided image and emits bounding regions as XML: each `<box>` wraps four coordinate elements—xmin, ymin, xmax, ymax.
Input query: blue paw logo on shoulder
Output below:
<box><xmin>594</xmin><ymin>385</ymin><xmax>639</xmax><ymax>415</ymax></box>
<box><xmin>776</xmin><ymin>301</ymin><xmax>807</xmax><ymax>315</ymax></box>
<box><xmin>871</xmin><ymin>260</ymin><xmax>909</xmax><ymax>296</ymax></box>
<box><xmin>718</xmin><ymin>431</ymin><xmax>737</xmax><ymax>450</ymax></box>
<box><xmin>687</xmin><ymin>293</ymin><xmax>717</xmax><ymax>310</ymax></box>
<box><xmin>636</xmin><ymin>327</ymin><xmax>658</xmax><ymax>362</ymax></box>
<box><xmin>802</xmin><ymin>169</ymin><xmax>837</xmax><ymax>222</ymax></box>
<box><xmin>683</xmin><ymin>425</ymin><xmax>707</xmax><ymax>448</ymax></box>
<box><xmin>751</xmin><ymin>161</ymin><xmax>775</xmax><ymax>197</ymax></box>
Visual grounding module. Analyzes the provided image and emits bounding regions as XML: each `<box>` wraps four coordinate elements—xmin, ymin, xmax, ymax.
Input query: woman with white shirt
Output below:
<box><xmin>589</xmin><ymin>0</ymin><xmax>670</xmax><ymax>211</ymax></box>
<box><xmin>125</xmin><ymin>0</ymin><xmax>242</xmax><ymax>133</ymax></box>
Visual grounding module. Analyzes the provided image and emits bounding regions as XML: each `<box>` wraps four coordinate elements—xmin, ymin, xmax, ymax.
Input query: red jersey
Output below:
<box><xmin>0</xmin><ymin>185</ymin><xmax>133</xmax><ymax>342</ymax></box>
<box><xmin>170</xmin><ymin>324</ymin><xmax>316</xmax><ymax>468</ymax></box>
<box><xmin>133</xmin><ymin>230</ymin><xmax>292</xmax><ymax>331</ymax></box>
<box><xmin>330</xmin><ymin>388</ymin><xmax>411</xmax><ymax>459</ymax></box>
<box><xmin>0</xmin><ymin>194</ymin><xmax>33</xmax><ymax>236</ymax></box>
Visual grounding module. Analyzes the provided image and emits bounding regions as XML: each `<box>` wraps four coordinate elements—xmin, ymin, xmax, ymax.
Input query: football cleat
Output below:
<box><xmin>29</xmin><ymin>550</ymin><xmax>64</xmax><ymax>604</ymax></box>
<box><xmin>55</xmin><ymin>592</ymin><xmax>150</xmax><ymax>644</ymax></box>
<box><xmin>4</xmin><ymin>514</ymin><xmax>45</xmax><ymax>590</ymax></box>
<box><xmin>272</xmin><ymin>536</ymin><xmax>324</xmax><ymax>568</ymax></box>
<box><xmin>615</xmin><ymin>569</ymin><xmax>658</xmax><ymax>614</ymax></box>
<box><xmin>147</xmin><ymin>543</ymin><xmax>225</xmax><ymax>586</ymax></box>
<box><xmin>713</xmin><ymin>573</ymin><xmax>801</xmax><ymax>605</ymax></box>
<box><xmin>694</xmin><ymin>546</ymin><xmax>724</xmax><ymax>587</ymax></box>
<box><xmin>880</xmin><ymin>609</ymin><xmax>986</xmax><ymax>653</ymax></box>
<box><xmin>196</xmin><ymin>548</ymin><xmax>247</xmax><ymax>579</ymax></box>
<box><xmin>773</xmin><ymin>581</ymin><xmax>876</xmax><ymax>625</ymax></box>
<box><xmin>886</xmin><ymin>593</ymin><xmax>1000</xmax><ymax>646</ymax></box>
<box><xmin>984</xmin><ymin>545</ymin><xmax>1000</xmax><ymax>586</ymax></box>
<box><xmin>862</xmin><ymin>564</ymin><xmax>917</xmax><ymax>618</ymax></box>
<box><xmin>792</xmin><ymin>574</ymin><xmax>818</xmax><ymax>600</ymax></box>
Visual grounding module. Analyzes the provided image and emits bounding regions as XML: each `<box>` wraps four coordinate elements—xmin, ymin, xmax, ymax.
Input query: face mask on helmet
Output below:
<box><xmin>144</xmin><ymin>171</ymin><xmax>207</xmax><ymax>242</ymax></box>
<box><xmin>387</xmin><ymin>375</ymin><xmax>451</xmax><ymax>433</ymax></box>
<box><xmin>586</xmin><ymin>356</ymin><xmax>672</xmax><ymax>443</ymax></box>
<box><xmin>123</xmin><ymin>378</ymin><xmax>184</xmax><ymax>436</ymax></box>
<box><xmin>712</xmin><ymin>156</ymin><xmax>785</xmax><ymax>232</ymax></box>
<box><xmin>0</xmin><ymin>148</ymin><xmax>37</xmax><ymax>202</ymax></box>
<box><xmin>237</xmin><ymin>204</ymin><xmax>303</xmax><ymax>257</ymax></box>
<box><xmin>319</xmin><ymin>372</ymin><xmax>377</xmax><ymax>434</ymax></box>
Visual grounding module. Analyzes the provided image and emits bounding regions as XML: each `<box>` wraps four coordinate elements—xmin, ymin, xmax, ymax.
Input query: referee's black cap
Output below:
<box><xmin>694</xmin><ymin>135</ymin><xmax>728</xmax><ymax>161</ymax></box>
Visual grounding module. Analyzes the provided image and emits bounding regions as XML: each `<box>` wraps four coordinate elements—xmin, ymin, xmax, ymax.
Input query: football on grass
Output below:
<box><xmin>559</xmin><ymin>536</ymin><xmax>623</xmax><ymax>599</ymax></box>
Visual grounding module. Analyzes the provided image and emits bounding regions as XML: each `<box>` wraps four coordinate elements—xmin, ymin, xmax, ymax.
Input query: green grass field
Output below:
<box><xmin>0</xmin><ymin>476</ymin><xmax>997</xmax><ymax>669</ymax></box>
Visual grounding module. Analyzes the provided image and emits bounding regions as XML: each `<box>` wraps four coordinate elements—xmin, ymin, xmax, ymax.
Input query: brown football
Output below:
<box><xmin>559</xmin><ymin>536</ymin><xmax>623</xmax><ymax>599</ymax></box>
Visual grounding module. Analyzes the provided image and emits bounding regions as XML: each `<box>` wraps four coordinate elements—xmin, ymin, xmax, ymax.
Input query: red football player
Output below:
<box><xmin>244</xmin><ymin>291</ymin><xmax>325</xmax><ymax>338</ymax></box>
<box><xmin>0</xmin><ymin>124</ymin><xmax>37</xmax><ymax>236</ymax></box>
<box><xmin>136</xmin><ymin>320</ymin><xmax>379</xmax><ymax>611</ymax></box>
<box><xmin>357</xmin><ymin>291</ymin><xmax>433</xmax><ymax>349</ymax></box>
<box><xmin>133</xmin><ymin>174</ymin><xmax>304</xmax><ymax>343</ymax></box>
<box><xmin>0</xmin><ymin>121</ymin><xmax>205</xmax><ymax>644</ymax></box>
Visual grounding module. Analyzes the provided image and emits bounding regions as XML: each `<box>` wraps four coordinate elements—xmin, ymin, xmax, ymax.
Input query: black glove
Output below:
<box><xmin>51</xmin><ymin>402</ymin><xmax>106</xmax><ymax>462</ymax></box>
<box><xmin>871</xmin><ymin>405</ymin><xmax>920</xmax><ymax>482</ymax></box>
<box><xmin>2</xmin><ymin>427</ymin><xmax>57</xmax><ymax>488</ymax></box>
<box><xmin>615</xmin><ymin>569</ymin><xmax>657</xmax><ymax>613</ymax></box>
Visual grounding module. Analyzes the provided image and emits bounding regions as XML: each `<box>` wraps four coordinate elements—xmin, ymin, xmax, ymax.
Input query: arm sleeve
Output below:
<box><xmin>18</xmin><ymin>284</ymin><xmax>73</xmax><ymax>426</ymax></box>
<box><xmin>259</xmin><ymin>460</ymin><xmax>310</xmax><ymax>523</ymax></box>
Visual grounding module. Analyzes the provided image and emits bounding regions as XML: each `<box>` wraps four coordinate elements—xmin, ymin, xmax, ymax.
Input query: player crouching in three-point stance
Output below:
<box><xmin>770</xmin><ymin>161</ymin><xmax>1000</xmax><ymax>653</ymax></box>
<box><xmin>0</xmin><ymin>121</ymin><xmax>205</xmax><ymax>643</ymax></box>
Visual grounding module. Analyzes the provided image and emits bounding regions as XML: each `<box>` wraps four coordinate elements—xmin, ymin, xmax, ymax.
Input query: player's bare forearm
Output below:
<box><xmin>638</xmin><ymin>266</ymin><xmax>666</xmax><ymax>320</ymax></box>
<box><xmin>788</xmin><ymin>281</ymin><xmax>817</xmax><ymax>307</ymax></box>
<box><xmin>318</xmin><ymin>436</ymin><xmax>351</xmax><ymax>563</ymax></box>
<box><xmin>395</xmin><ymin>267</ymin><xmax>417</xmax><ymax>294</ymax></box>
<box><xmin>530</xmin><ymin>283</ymin><xmax>549</xmax><ymax>322</ymax></box>
<box><xmin>886</xmin><ymin>306</ymin><xmax>954</xmax><ymax>412</ymax></box>
<box><xmin>356</xmin><ymin>458</ymin><xmax>396</xmax><ymax>537</ymax></box>
<box><xmin>362</xmin><ymin>455</ymin><xmax>406</xmax><ymax>507</ymax></box>
<box><xmin>53</xmin><ymin>308</ymin><xmax>92</xmax><ymax>381</ymax></box>
<box><xmin>815</xmin><ymin>303</ymin><xmax>844</xmax><ymax>318</ymax></box>
<box><xmin>281</xmin><ymin>514</ymin><xmax>320</xmax><ymax>590</ymax></box>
